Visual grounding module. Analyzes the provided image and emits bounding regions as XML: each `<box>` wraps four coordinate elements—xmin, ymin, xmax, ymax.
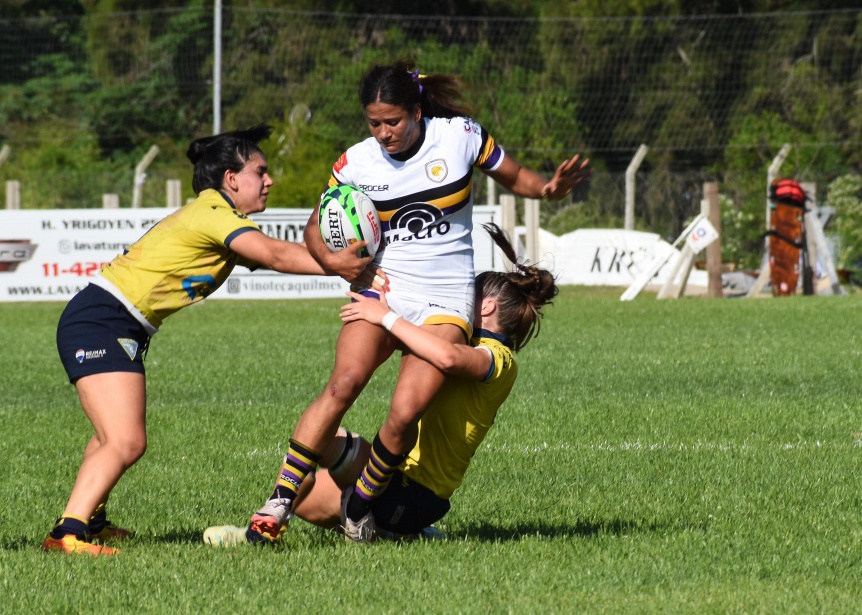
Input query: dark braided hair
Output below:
<box><xmin>359</xmin><ymin>59</ymin><xmax>474</xmax><ymax>119</ymax></box>
<box><xmin>186</xmin><ymin>124</ymin><xmax>272</xmax><ymax>194</ymax></box>
<box><xmin>476</xmin><ymin>224</ymin><xmax>559</xmax><ymax>351</ymax></box>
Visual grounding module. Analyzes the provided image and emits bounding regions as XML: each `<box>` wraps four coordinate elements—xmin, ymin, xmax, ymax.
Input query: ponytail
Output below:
<box><xmin>359</xmin><ymin>60</ymin><xmax>474</xmax><ymax>119</ymax></box>
<box><xmin>476</xmin><ymin>224</ymin><xmax>559</xmax><ymax>351</ymax></box>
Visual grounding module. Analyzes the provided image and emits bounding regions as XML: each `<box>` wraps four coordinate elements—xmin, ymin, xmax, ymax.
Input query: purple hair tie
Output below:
<box><xmin>410</xmin><ymin>69</ymin><xmax>423</xmax><ymax>94</ymax></box>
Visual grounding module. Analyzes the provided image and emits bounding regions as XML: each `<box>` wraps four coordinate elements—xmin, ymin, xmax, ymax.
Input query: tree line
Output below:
<box><xmin>2</xmin><ymin>0</ymin><xmax>862</xmax><ymax>270</ymax></box>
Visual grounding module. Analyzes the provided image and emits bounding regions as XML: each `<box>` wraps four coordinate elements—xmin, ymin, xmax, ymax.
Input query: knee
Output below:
<box><xmin>382</xmin><ymin>399</ymin><xmax>425</xmax><ymax>446</ymax></box>
<box><xmin>387</xmin><ymin>397</ymin><xmax>426</xmax><ymax>430</ymax></box>
<box><xmin>129</xmin><ymin>437</ymin><xmax>147</xmax><ymax>465</ymax></box>
<box><xmin>113</xmin><ymin>434</ymin><xmax>147</xmax><ymax>468</ymax></box>
<box><xmin>326</xmin><ymin>367</ymin><xmax>370</xmax><ymax>407</ymax></box>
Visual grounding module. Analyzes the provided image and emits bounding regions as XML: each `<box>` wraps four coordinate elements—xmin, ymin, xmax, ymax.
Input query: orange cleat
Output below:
<box><xmin>248</xmin><ymin>513</ymin><xmax>289</xmax><ymax>543</ymax></box>
<box><xmin>90</xmin><ymin>521</ymin><xmax>133</xmax><ymax>543</ymax></box>
<box><xmin>42</xmin><ymin>534</ymin><xmax>119</xmax><ymax>556</ymax></box>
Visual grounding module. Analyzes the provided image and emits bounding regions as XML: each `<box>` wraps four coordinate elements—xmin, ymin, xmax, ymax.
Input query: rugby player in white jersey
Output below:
<box><xmin>226</xmin><ymin>60</ymin><xmax>590</xmax><ymax>544</ymax></box>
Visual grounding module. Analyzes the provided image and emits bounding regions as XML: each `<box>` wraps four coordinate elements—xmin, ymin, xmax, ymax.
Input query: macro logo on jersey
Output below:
<box><xmin>425</xmin><ymin>159</ymin><xmax>448</xmax><ymax>183</ymax></box>
<box><xmin>385</xmin><ymin>203</ymin><xmax>450</xmax><ymax>244</ymax></box>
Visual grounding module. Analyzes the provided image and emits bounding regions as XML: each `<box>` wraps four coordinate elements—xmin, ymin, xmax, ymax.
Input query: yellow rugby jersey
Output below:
<box><xmin>401</xmin><ymin>329</ymin><xmax>518</xmax><ymax>500</ymax></box>
<box><xmin>97</xmin><ymin>189</ymin><xmax>260</xmax><ymax>330</ymax></box>
<box><xmin>329</xmin><ymin>116</ymin><xmax>505</xmax><ymax>287</ymax></box>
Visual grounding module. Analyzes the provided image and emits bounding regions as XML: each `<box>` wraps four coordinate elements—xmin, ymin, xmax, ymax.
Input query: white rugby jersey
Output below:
<box><xmin>329</xmin><ymin>116</ymin><xmax>505</xmax><ymax>286</ymax></box>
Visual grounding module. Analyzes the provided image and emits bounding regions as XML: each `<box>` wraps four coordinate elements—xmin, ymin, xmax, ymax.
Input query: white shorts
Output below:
<box><xmin>356</xmin><ymin>274</ymin><xmax>473</xmax><ymax>338</ymax></box>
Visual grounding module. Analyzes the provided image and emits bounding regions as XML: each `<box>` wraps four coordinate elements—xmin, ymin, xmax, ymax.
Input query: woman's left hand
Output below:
<box><xmin>542</xmin><ymin>154</ymin><xmax>592</xmax><ymax>200</ymax></box>
<box><xmin>340</xmin><ymin>291</ymin><xmax>391</xmax><ymax>325</ymax></box>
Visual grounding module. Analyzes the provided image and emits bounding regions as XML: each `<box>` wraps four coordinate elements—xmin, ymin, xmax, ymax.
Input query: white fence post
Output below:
<box><xmin>486</xmin><ymin>175</ymin><xmax>496</xmax><ymax>207</ymax></box>
<box><xmin>625</xmin><ymin>144</ymin><xmax>648</xmax><ymax>231</ymax></box>
<box><xmin>500</xmin><ymin>194</ymin><xmax>516</xmax><ymax>246</ymax></box>
<box><xmin>167</xmin><ymin>179</ymin><xmax>182</xmax><ymax>208</ymax></box>
<box><xmin>5</xmin><ymin>180</ymin><xmax>20</xmax><ymax>209</ymax></box>
<box><xmin>524</xmin><ymin>198</ymin><xmax>540</xmax><ymax>264</ymax></box>
<box><xmin>132</xmin><ymin>145</ymin><xmax>160</xmax><ymax>209</ymax></box>
<box><xmin>700</xmin><ymin>181</ymin><xmax>722</xmax><ymax>298</ymax></box>
<box><xmin>102</xmin><ymin>193</ymin><xmax>120</xmax><ymax>209</ymax></box>
<box><xmin>213</xmin><ymin>0</ymin><xmax>222</xmax><ymax>135</ymax></box>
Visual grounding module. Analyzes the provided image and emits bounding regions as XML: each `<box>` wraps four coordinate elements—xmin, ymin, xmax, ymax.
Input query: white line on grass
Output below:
<box><xmin>229</xmin><ymin>437</ymin><xmax>862</xmax><ymax>460</ymax></box>
<box><xmin>484</xmin><ymin>437</ymin><xmax>862</xmax><ymax>453</ymax></box>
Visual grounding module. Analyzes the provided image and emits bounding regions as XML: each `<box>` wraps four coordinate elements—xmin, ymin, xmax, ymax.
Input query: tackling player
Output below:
<box><xmin>44</xmin><ymin>125</ymin><xmax>376</xmax><ymax>555</ymax></box>
<box><xmin>205</xmin><ymin>224</ymin><xmax>558</xmax><ymax>543</ymax></box>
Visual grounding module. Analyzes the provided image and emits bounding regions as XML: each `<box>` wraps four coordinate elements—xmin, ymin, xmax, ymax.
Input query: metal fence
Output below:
<box><xmin>2</xmin><ymin>7</ymin><xmax>861</xmax><ymax>263</ymax></box>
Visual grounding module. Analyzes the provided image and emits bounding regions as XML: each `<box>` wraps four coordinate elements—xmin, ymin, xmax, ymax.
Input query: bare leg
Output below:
<box><xmin>379</xmin><ymin>323</ymin><xmax>465</xmax><ymax>454</ymax></box>
<box><xmin>344</xmin><ymin>323</ymin><xmax>464</xmax><ymax>534</ymax></box>
<box><xmin>61</xmin><ymin>372</ymin><xmax>147</xmax><ymax>521</ymax></box>
<box><xmin>291</xmin><ymin>320</ymin><xmax>395</xmax><ymax>454</ymax></box>
<box><xmin>293</xmin><ymin>428</ymin><xmax>371</xmax><ymax>529</ymax></box>
<box><xmin>247</xmin><ymin>322</ymin><xmax>394</xmax><ymax>541</ymax></box>
<box><xmin>292</xmin><ymin>470</ymin><xmax>343</xmax><ymax>529</ymax></box>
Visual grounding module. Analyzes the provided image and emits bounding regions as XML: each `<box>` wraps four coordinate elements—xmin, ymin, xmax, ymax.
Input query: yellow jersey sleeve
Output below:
<box><xmin>99</xmin><ymin>189</ymin><xmax>261</xmax><ymax>328</ymax></box>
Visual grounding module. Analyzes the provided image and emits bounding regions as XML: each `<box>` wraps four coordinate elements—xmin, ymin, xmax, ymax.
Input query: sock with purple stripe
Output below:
<box><xmin>270</xmin><ymin>439</ymin><xmax>320</xmax><ymax>502</ymax></box>
<box><xmin>346</xmin><ymin>433</ymin><xmax>407</xmax><ymax>522</ymax></box>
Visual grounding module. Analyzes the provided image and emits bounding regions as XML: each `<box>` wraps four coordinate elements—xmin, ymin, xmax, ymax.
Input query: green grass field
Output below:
<box><xmin>1</xmin><ymin>287</ymin><xmax>860</xmax><ymax>613</ymax></box>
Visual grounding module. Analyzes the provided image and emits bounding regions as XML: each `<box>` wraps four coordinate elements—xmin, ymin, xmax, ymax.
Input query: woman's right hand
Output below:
<box><xmin>304</xmin><ymin>204</ymin><xmax>379</xmax><ymax>283</ymax></box>
<box><xmin>323</xmin><ymin>241</ymin><xmax>375</xmax><ymax>282</ymax></box>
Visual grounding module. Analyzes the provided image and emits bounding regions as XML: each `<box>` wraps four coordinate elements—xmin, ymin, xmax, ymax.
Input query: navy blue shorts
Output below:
<box><xmin>371</xmin><ymin>471</ymin><xmax>451</xmax><ymax>535</ymax></box>
<box><xmin>56</xmin><ymin>284</ymin><xmax>150</xmax><ymax>383</ymax></box>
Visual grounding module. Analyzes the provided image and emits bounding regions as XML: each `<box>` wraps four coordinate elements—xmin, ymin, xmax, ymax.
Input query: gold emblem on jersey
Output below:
<box><xmin>425</xmin><ymin>159</ymin><xmax>448</xmax><ymax>183</ymax></box>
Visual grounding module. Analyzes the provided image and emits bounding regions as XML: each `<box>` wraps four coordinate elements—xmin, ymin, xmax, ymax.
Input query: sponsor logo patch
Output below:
<box><xmin>334</xmin><ymin>152</ymin><xmax>348</xmax><ymax>172</ymax></box>
<box><xmin>75</xmin><ymin>348</ymin><xmax>106</xmax><ymax>362</ymax></box>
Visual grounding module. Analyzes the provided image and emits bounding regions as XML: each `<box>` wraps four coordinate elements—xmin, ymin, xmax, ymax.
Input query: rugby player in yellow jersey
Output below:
<box><xmin>204</xmin><ymin>224</ymin><xmax>558</xmax><ymax>543</ymax></box>
<box><xmin>44</xmin><ymin>125</ymin><xmax>380</xmax><ymax>556</ymax></box>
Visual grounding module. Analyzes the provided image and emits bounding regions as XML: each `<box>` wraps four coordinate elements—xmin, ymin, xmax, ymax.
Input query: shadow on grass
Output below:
<box><xmin>0</xmin><ymin>527</ymin><xmax>337</xmax><ymax>551</ymax></box>
<box><xmin>2</xmin><ymin>519</ymin><xmax>705</xmax><ymax>550</ymax></box>
<box><xmin>1</xmin><ymin>536</ymin><xmax>36</xmax><ymax>551</ymax></box>
<box><xmin>451</xmin><ymin>517</ymin><xmax>692</xmax><ymax>542</ymax></box>
<box><xmin>134</xmin><ymin>529</ymin><xmax>208</xmax><ymax>545</ymax></box>
<box><xmin>0</xmin><ymin>530</ymin><xmax>205</xmax><ymax>551</ymax></box>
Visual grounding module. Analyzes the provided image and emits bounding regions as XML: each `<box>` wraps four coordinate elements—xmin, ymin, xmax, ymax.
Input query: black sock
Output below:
<box><xmin>89</xmin><ymin>508</ymin><xmax>107</xmax><ymax>534</ymax></box>
<box><xmin>50</xmin><ymin>516</ymin><xmax>90</xmax><ymax>540</ymax></box>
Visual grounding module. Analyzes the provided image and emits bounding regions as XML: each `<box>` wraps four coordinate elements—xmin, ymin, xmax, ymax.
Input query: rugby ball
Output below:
<box><xmin>318</xmin><ymin>184</ymin><xmax>381</xmax><ymax>258</ymax></box>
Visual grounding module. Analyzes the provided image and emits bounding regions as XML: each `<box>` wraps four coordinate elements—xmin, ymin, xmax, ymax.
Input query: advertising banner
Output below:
<box><xmin>0</xmin><ymin>206</ymin><xmax>501</xmax><ymax>302</ymax></box>
<box><xmin>521</xmin><ymin>227</ymin><xmax>704</xmax><ymax>288</ymax></box>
